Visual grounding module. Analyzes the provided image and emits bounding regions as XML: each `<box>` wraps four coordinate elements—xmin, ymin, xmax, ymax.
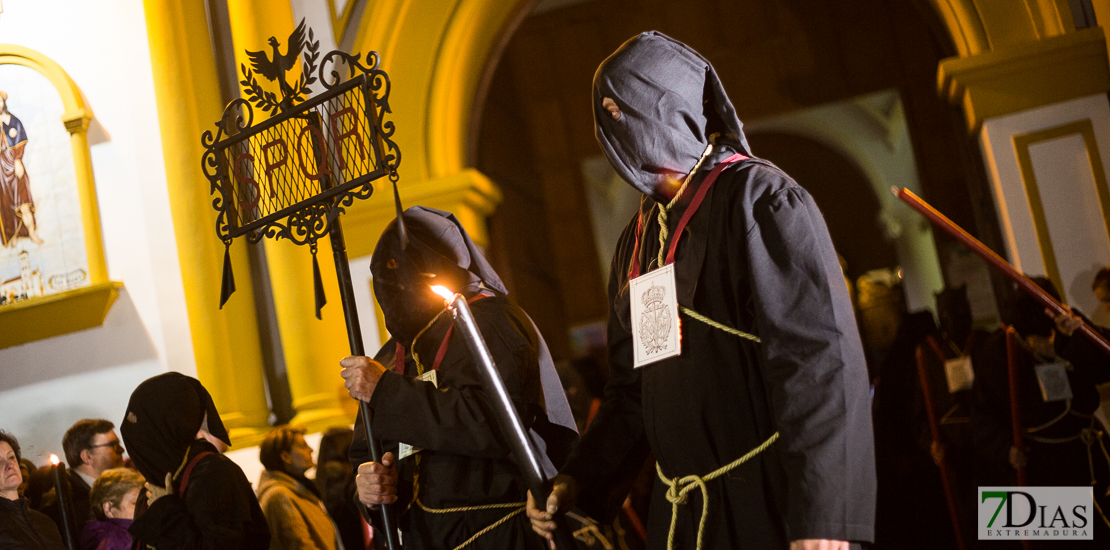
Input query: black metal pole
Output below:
<box><xmin>329</xmin><ymin>216</ymin><xmax>401</xmax><ymax>550</ymax></box>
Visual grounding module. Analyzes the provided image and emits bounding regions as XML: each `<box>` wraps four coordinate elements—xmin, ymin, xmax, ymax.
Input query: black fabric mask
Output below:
<box><xmin>371</xmin><ymin>206</ymin><xmax>508</xmax><ymax>347</ymax></box>
<box><xmin>120</xmin><ymin>372</ymin><xmax>230</xmax><ymax>485</ymax></box>
<box><xmin>593</xmin><ymin>31</ymin><xmax>751</xmax><ymax>201</ymax></box>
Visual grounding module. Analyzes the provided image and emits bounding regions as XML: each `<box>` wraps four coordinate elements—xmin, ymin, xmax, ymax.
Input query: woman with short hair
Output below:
<box><xmin>0</xmin><ymin>430</ymin><xmax>64</xmax><ymax>549</ymax></box>
<box><xmin>81</xmin><ymin>467</ymin><xmax>144</xmax><ymax>550</ymax></box>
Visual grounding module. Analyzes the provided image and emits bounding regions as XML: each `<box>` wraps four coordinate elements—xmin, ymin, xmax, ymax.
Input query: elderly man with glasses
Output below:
<box><xmin>41</xmin><ymin>419</ymin><xmax>125</xmax><ymax>535</ymax></box>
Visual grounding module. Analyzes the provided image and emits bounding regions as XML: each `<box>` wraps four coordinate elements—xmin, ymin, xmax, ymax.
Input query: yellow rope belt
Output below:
<box><xmin>407</xmin><ymin>330</ymin><xmax>527</xmax><ymax>550</ymax></box>
<box><xmin>655</xmin><ymin>181</ymin><xmax>760</xmax><ymax>344</ymax></box>
<box><xmin>655</xmin><ymin>431</ymin><xmax>779</xmax><ymax>550</ymax></box>
<box><xmin>413</xmin><ymin>496</ymin><xmax>526</xmax><ymax>550</ymax></box>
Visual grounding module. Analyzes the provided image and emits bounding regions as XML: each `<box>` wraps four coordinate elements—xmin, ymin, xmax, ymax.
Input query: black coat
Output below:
<box><xmin>129</xmin><ymin>440</ymin><xmax>270</xmax><ymax>549</ymax></box>
<box><xmin>562</xmin><ymin>158</ymin><xmax>877</xmax><ymax>548</ymax></box>
<box><xmin>351</xmin><ymin>297</ymin><xmax>577</xmax><ymax>550</ymax></box>
<box><xmin>0</xmin><ymin>496</ymin><xmax>64</xmax><ymax>550</ymax></box>
<box><xmin>39</xmin><ymin>469</ymin><xmax>92</xmax><ymax>537</ymax></box>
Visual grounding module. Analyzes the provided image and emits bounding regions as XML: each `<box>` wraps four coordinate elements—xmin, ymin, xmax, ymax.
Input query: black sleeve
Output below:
<box><xmin>560</xmin><ymin>216</ymin><xmax>652</xmax><ymax>522</ymax></box>
<box><xmin>365</xmin><ymin>303</ymin><xmax>542</xmax><ymax>459</ymax></box>
<box><xmin>743</xmin><ymin>180</ymin><xmax>876</xmax><ymax>542</ymax></box>
<box><xmin>129</xmin><ymin>455</ymin><xmax>263</xmax><ymax>549</ymax></box>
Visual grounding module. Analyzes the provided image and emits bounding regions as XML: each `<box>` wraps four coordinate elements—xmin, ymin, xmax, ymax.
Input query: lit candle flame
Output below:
<box><xmin>430</xmin><ymin>285</ymin><xmax>454</xmax><ymax>301</ymax></box>
<box><xmin>49</xmin><ymin>454</ymin><xmax>59</xmax><ymax>465</ymax></box>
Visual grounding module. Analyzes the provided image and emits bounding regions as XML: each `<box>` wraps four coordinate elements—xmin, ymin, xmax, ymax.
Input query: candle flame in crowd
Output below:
<box><xmin>430</xmin><ymin>285</ymin><xmax>454</xmax><ymax>301</ymax></box>
<box><xmin>49</xmin><ymin>454</ymin><xmax>59</xmax><ymax>465</ymax></box>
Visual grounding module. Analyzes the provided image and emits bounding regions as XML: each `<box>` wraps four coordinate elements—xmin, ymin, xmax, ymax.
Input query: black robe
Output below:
<box><xmin>129</xmin><ymin>439</ymin><xmax>270</xmax><ymax>549</ymax></box>
<box><xmin>0</xmin><ymin>496</ymin><xmax>64</xmax><ymax>550</ymax></box>
<box><xmin>562</xmin><ymin>156</ymin><xmax>876</xmax><ymax>548</ymax></box>
<box><xmin>351</xmin><ymin>296</ymin><xmax>576</xmax><ymax>550</ymax></box>
<box><xmin>38</xmin><ymin>468</ymin><xmax>92</xmax><ymax>537</ymax></box>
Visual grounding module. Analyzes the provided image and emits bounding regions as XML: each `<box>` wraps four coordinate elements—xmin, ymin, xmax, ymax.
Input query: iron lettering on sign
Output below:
<box><xmin>201</xmin><ymin>21</ymin><xmax>400</xmax><ymax>249</ymax></box>
<box><xmin>217</xmin><ymin>77</ymin><xmax>386</xmax><ymax>238</ymax></box>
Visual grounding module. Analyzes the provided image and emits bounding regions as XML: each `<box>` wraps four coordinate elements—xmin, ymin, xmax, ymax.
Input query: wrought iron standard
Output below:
<box><xmin>200</xmin><ymin>22</ymin><xmax>402</xmax><ymax>550</ymax></box>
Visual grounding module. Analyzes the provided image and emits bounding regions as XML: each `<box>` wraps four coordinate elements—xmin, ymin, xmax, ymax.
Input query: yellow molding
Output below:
<box><xmin>144</xmin><ymin>0</ymin><xmax>270</xmax><ymax>436</ymax></box>
<box><xmin>0</xmin><ymin>45</ymin><xmax>107</xmax><ymax>285</ymax></box>
<box><xmin>0</xmin><ymin>282</ymin><xmax>121</xmax><ymax>349</ymax></box>
<box><xmin>344</xmin><ymin>168</ymin><xmax>502</xmax><ymax>258</ymax></box>
<box><xmin>938</xmin><ymin>27</ymin><xmax>1110</xmax><ymax>133</ymax></box>
<box><xmin>1012</xmin><ymin>119</ymin><xmax>1108</xmax><ymax>295</ymax></box>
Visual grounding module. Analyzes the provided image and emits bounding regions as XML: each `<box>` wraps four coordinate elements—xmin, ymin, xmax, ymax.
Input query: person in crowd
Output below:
<box><xmin>41</xmin><ymin>419</ymin><xmax>125</xmax><ymax>535</ymax></box>
<box><xmin>257</xmin><ymin>425</ymin><xmax>343</xmax><ymax>550</ymax></box>
<box><xmin>0</xmin><ymin>430</ymin><xmax>64</xmax><ymax>549</ymax></box>
<box><xmin>971</xmin><ymin>277</ymin><xmax>1110</xmax><ymax>546</ymax></box>
<box><xmin>315</xmin><ymin>427</ymin><xmax>364</xmax><ymax>550</ymax></box>
<box><xmin>17</xmin><ymin>459</ymin><xmax>33</xmax><ymax>499</ymax></box>
<box><xmin>1093</xmin><ymin>267</ymin><xmax>1110</xmax><ymax>313</ymax></box>
<box><xmin>526</xmin><ymin>32</ymin><xmax>874</xmax><ymax>550</ymax></box>
<box><xmin>120</xmin><ymin>372</ymin><xmax>269</xmax><ymax>549</ymax></box>
<box><xmin>80</xmin><ymin>467</ymin><xmax>144</xmax><ymax>550</ymax></box>
<box><xmin>915</xmin><ymin>286</ymin><xmax>990</xmax><ymax>547</ymax></box>
<box><xmin>342</xmin><ymin>206</ymin><xmax>578</xmax><ymax>549</ymax></box>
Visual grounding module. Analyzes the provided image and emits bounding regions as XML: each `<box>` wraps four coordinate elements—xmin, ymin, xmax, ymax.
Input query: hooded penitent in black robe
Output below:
<box><xmin>971</xmin><ymin>281</ymin><xmax>1110</xmax><ymax>548</ymax></box>
<box><xmin>559</xmin><ymin>32</ymin><xmax>875</xmax><ymax>549</ymax></box>
<box><xmin>349</xmin><ymin>206</ymin><xmax>578</xmax><ymax>550</ymax></box>
<box><xmin>120</xmin><ymin>372</ymin><xmax>270</xmax><ymax>549</ymax></box>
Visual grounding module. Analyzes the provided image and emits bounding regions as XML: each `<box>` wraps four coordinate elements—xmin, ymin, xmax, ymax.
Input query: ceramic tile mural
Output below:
<box><xmin>0</xmin><ymin>63</ymin><xmax>87</xmax><ymax>304</ymax></box>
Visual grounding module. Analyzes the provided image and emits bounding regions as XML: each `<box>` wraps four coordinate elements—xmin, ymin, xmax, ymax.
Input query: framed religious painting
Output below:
<box><xmin>0</xmin><ymin>45</ymin><xmax>117</xmax><ymax>349</ymax></box>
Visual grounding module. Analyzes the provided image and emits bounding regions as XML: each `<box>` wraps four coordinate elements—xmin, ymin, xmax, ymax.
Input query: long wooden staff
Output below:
<box><xmin>1003</xmin><ymin>325</ymin><xmax>1032</xmax><ymax>550</ymax></box>
<box><xmin>1004</xmin><ymin>326</ymin><xmax>1028</xmax><ymax>487</ymax></box>
<box><xmin>893</xmin><ymin>187</ymin><xmax>1110</xmax><ymax>356</ymax></box>
<box><xmin>915</xmin><ymin>347</ymin><xmax>966</xmax><ymax>550</ymax></box>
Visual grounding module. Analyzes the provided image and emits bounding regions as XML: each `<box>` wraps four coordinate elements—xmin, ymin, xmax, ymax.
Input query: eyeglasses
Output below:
<box><xmin>89</xmin><ymin>441</ymin><xmax>124</xmax><ymax>453</ymax></box>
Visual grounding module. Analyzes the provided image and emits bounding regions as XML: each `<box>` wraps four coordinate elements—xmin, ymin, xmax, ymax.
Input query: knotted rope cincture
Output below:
<box><xmin>656</xmin><ymin>431</ymin><xmax>779</xmax><ymax>550</ymax></box>
<box><xmin>653</xmin><ymin>145</ymin><xmax>760</xmax><ymax>344</ymax></box>
<box><xmin>414</xmin><ymin>497</ymin><xmax>526</xmax><ymax>550</ymax></box>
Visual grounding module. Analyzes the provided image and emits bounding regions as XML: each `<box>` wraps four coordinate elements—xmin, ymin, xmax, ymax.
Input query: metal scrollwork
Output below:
<box><xmin>319</xmin><ymin>50</ymin><xmax>400</xmax><ymax>182</ymax></box>
<box><xmin>200</xmin><ymin>21</ymin><xmax>401</xmax><ymax>258</ymax></box>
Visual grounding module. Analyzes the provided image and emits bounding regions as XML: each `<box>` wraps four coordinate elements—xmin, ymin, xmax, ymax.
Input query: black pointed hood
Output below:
<box><xmin>371</xmin><ymin>206</ymin><xmax>507</xmax><ymax>347</ymax></box>
<box><xmin>592</xmin><ymin>31</ymin><xmax>750</xmax><ymax>200</ymax></box>
<box><xmin>120</xmin><ymin>372</ymin><xmax>230</xmax><ymax>485</ymax></box>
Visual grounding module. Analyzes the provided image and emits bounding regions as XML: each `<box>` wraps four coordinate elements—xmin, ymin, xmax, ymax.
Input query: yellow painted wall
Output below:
<box><xmin>144</xmin><ymin>0</ymin><xmax>271</xmax><ymax>443</ymax></box>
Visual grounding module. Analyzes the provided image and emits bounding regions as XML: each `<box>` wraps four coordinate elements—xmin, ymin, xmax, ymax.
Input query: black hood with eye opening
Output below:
<box><xmin>370</xmin><ymin>206</ymin><xmax>507</xmax><ymax>347</ymax></box>
<box><xmin>593</xmin><ymin>31</ymin><xmax>751</xmax><ymax>200</ymax></box>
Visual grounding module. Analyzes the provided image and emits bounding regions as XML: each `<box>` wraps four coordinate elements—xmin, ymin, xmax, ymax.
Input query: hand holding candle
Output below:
<box><xmin>50</xmin><ymin>454</ymin><xmax>78</xmax><ymax>550</ymax></box>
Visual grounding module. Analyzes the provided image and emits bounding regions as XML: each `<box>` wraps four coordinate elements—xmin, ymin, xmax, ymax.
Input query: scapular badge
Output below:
<box><xmin>630</xmin><ymin>264</ymin><xmax>681</xmax><ymax>368</ymax></box>
<box><xmin>640</xmin><ymin>283</ymin><xmax>671</xmax><ymax>354</ymax></box>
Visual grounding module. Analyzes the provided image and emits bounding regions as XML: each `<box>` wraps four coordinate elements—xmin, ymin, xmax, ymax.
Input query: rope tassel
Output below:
<box><xmin>219</xmin><ymin>244</ymin><xmax>236</xmax><ymax>308</ymax></box>
<box><xmin>312</xmin><ymin>250</ymin><xmax>326</xmax><ymax>319</ymax></box>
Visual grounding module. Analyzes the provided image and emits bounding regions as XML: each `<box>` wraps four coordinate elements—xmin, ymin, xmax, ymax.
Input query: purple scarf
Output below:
<box><xmin>80</xmin><ymin>518</ymin><xmax>132</xmax><ymax>550</ymax></box>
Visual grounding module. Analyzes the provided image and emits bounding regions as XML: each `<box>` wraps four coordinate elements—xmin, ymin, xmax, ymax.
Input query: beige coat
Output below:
<box><xmin>257</xmin><ymin>469</ymin><xmax>342</xmax><ymax>550</ymax></box>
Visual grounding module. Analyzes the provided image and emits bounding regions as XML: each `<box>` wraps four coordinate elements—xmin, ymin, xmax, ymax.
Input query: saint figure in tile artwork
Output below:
<box><xmin>0</xmin><ymin>90</ymin><xmax>44</xmax><ymax>247</ymax></box>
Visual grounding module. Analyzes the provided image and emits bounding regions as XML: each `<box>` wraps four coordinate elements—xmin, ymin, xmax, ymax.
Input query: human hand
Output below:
<box><xmin>1046</xmin><ymin>306</ymin><xmax>1082</xmax><ymax>337</ymax></box>
<box><xmin>527</xmin><ymin>474</ymin><xmax>579</xmax><ymax>549</ymax></box>
<box><xmin>13</xmin><ymin>159</ymin><xmax>24</xmax><ymax>180</ymax></box>
<box><xmin>930</xmin><ymin>441</ymin><xmax>945</xmax><ymax>466</ymax></box>
<box><xmin>145</xmin><ymin>472</ymin><xmax>173</xmax><ymax>504</ymax></box>
<box><xmin>340</xmin><ymin>356</ymin><xmax>387</xmax><ymax>402</ymax></box>
<box><xmin>789</xmin><ymin>540</ymin><xmax>850</xmax><ymax>550</ymax></box>
<box><xmin>356</xmin><ymin>452</ymin><xmax>398</xmax><ymax>508</ymax></box>
<box><xmin>1009</xmin><ymin>446</ymin><xmax>1028</xmax><ymax>471</ymax></box>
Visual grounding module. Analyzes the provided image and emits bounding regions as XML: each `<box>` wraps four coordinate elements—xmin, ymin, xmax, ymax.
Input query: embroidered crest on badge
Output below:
<box><xmin>640</xmin><ymin>283</ymin><xmax>671</xmax><ymax>354</ymax></box>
